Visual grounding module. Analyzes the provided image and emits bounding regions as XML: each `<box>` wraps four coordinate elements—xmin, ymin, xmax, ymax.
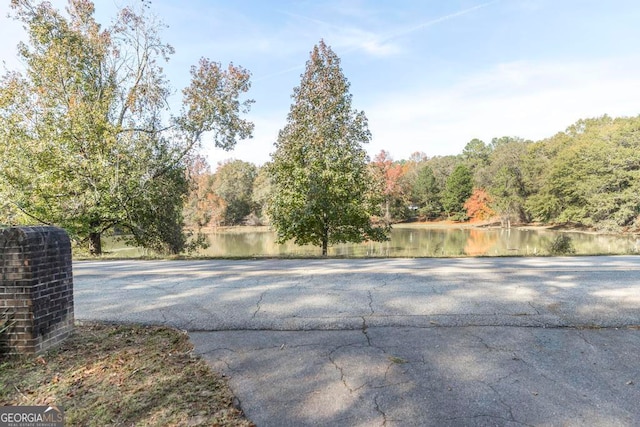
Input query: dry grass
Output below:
<box><xmin>0</xmin><ymin>323</ymin><xmax>254</xmax><ymax>427</ymax></box>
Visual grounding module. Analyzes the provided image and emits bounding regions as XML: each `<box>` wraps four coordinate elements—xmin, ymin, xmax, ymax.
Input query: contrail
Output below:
<box><xmin>255</xmin><ymin>1</ymin><xmax>499</xmax><ymax>82</ymax></box>
<box><xmin>384</xmin><ymin>0</ymin><xmax>499</xmax><ymax>42</ymax></box>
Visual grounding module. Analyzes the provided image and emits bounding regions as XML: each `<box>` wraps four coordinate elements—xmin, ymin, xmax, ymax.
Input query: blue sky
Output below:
<box><xmin>2</xmin><ymin>0</ymin><xmax>640</xmax><ymax>168</ymax></box>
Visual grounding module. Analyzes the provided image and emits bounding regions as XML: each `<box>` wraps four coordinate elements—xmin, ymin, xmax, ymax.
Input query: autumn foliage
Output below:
<box><xmin>464</xmin><ymin>188</ymin><xmax>495</xmax><ymax>222</ymax></box>
<box><xmin>370</xmin><ymin>150</ymin><xmax>406</xmax><ymax>221</ymax></box>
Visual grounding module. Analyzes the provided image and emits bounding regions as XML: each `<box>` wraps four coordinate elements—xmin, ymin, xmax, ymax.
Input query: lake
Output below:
<box><xmin>103</xmin><ymin>224</ymin><xmax>640</xmax><ymax>257</ymax></box>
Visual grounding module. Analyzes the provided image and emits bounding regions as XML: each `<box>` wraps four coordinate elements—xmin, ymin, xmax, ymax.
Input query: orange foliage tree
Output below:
<box><xmin>370</xmin><ymin>150</ymin><xmax>406</xmax><ymax>222</ymax></box>
<box><xmin>464</xmin><ymin>188</ymin><xmax>495</xmax><ymax>222</ymax></box>
<box><xmin>184</xmin><ymin>155</ymin><xmax>227</xmax><ymax>228</ymax></box>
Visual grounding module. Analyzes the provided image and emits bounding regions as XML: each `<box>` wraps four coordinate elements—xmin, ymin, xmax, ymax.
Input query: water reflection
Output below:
<box><xmin>103</xmin><ymin>225</ymin><xmax>639</xmax><ymax>257</ymax></box>
<box><xmin>189</xmin><ymin>225</ymin><xmax>639</xmax><ymax>257</ymax></box>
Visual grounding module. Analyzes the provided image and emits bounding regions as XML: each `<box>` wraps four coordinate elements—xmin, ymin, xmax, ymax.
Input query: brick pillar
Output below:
<box><xmin>0</xmin><ymin>226</ymin><xmax>74</xmax><ymax>355</ymax></box>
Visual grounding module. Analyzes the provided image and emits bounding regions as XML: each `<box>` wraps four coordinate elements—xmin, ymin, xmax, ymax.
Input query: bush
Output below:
<box><xmin>548</xmin><ymin>234</ymin><xmax>575</xmax><ymax>255</ymax></box>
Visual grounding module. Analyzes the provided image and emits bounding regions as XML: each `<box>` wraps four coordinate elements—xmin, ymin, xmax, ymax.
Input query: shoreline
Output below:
<box><xmin>193</xmin><ymin>221</ymin><xmax>639</xmax><ymax>237</ymax></box>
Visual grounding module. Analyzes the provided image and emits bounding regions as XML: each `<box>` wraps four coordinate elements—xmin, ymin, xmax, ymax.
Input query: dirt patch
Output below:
<box><xmin>0</xmin><ymin>323</ymin><xmax>254</xmax><ymax>426</ymax></box>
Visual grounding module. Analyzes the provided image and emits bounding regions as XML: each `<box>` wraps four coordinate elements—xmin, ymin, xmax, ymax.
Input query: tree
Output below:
<box><xmin>485</xmin><ymin>137</ymin><xmax>531</xmax><ymax>227</ymax></box>
<box><xmin>268</xmin><ymin>40</ymin><xmax>388</xmax><ymax>256</ymax></box>
<box><xmin>183</xmin><ymin>155</ymin><xmax>226</xmax><ymax>228</ymax></box>
<box><xmin>425</xmin><ymin>155</ymin><xmax>460</xmax><ymax>191</ymax></box>
<box><xmin>407</xmin><ymin>151</ymin><xmax>428</xmax><ymax>164</ymax></box>
<box><xmin>410</xmin><ymin>165</ymin><xmax>441</xmax><ymax>220</ymax></box>
<box><xmin>370</xmin><ymin>150</ymin><xmax>406</xmax><ymax>223</ymax></box>
<box><xmin>462</xmin><ymin>138</ymin><xmax>491</xmax><ymax>178</ymax></box>
<box><xmin>534</xmin><ymin>116</ymin><xmax>640</xmax><ymax>231</ymax></box>
<box><xmin>251</xmin><ymin>164</ymin><xmax>273</xmax><ymax>224</ymax></box>
<box><xmin>521</xmin><ymin>132</ymin><xmax>571</xmax><ymax>222</ymax></box>
<box><xmin>0</xmin><ymin>0</ymin><xmax>253</xmax><ymax>254</ymax></box>
<box><xmin>442</xmin><ymin>164</ymin><xmax>473</xmax><ymax>220</ymax></box>
<box><xmin>462</xmin><ymin>138</ymin><xmax>492</xmax><ymax>189</ymax></box>
<box><xmin>464</xmin><ymin>188</ymin><xmax>495</xmax><ymax>222</ymax></box>
<box><xmin>211</xmin><ymin>159</ymin><xmax>257</xmax><ymax>225</ymax></box>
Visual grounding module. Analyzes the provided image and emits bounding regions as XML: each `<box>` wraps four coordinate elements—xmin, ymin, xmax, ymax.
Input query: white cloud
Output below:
<box><xmin>280</xmin><ymin>11</ymin><xmax>402</xmax><ymax>58</ymax></box>
<box><xmin>336</xmin><ymin>28</ymin><xmax>402</xmax><ymax>57</ymax></box>
<box><xmin>380</xmin><ymin>0</ymin><xmax>498</xmax><ymax>43</ymax></box>
<box><xmin>210</xmin><ymin>56</ymin><xmax>640</xmax><ymax>166</ymax></box>
<box><xmin>280</xmin><ymin>1</ymin><xmax>497</xmax><ymax>59</ymax></box>
<box><xmin>366</xmin><ymin>56</ymin><xmax>640</xmax><ymax>159</ymax></box>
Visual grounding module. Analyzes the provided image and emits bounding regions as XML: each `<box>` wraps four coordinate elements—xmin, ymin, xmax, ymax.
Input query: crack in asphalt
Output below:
<box><xmin>441</xmin><ymin>414</ymin><xmax>535</xmax><ymax>426</ymax></box>
<box><xmin>362</xmin><ymin>316</ymin><xmax>372</xmax><ymax>346</ymax></box>
<box><xmin>466</xmin><ymin>331</ymin><xmax>494</xmax><ymax>351</ymax></box>
<box><xmin>158</xmin><ymin>308</ymin><xmax>169</xmax><ymax>325</ymax></box>
<box><xmin>373</xmin><ymin>277</ymin><xmax>390</xmax><ymax>290</ymax></box>
<box><xmin>73</xmin><ymin>259</ymin><xmax>640</xmax><ymax>426</ymax></box>
<box><xmin>328</xmin><ymin>347</ymin><xmax>356</xmax><ymax>395</ymax></box>
<box><xmin>576</xmin><ymin>329</ymin><xmax>598</xmax><ymax>351</ymax></box>
<box><xmin>373</xmin><ymin>395</ymin><xmax>388</xmax><ymax>426</ymax></box>
<box><xmin>252</xmin><ymin>291</ymin><xmax>266</xmax><ymax>319</ymax></box>
<box><xmin>367</xmin><ymin>290</ymin><xmax>375</xmax><ymax>315</ymax></box>
<box><xmin>484</xmin><ymin>381</ymin><xmax>536</xmax><ymax>427</ymax></box>
<box><xmin>528</xmin><ymin>301</ymin><xmax>542</xmax><ymax>315</ymax></box>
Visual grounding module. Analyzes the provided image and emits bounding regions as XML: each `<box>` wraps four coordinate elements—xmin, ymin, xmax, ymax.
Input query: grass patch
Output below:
<box><xmin>0</xmin><ymin>323</ymin><xmax>253</xmax><ymax>426</ymax></box>
<box><xmin>387</xmin><ymin>356</ymin><xmax>408</xmax><ymax>365</ymax></box>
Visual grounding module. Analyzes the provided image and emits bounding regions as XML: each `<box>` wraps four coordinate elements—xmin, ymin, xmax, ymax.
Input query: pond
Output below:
<box><xmin>103</xmin><ymin>224</ymin><xmax>640</xmax><ymax>257</ymax></box>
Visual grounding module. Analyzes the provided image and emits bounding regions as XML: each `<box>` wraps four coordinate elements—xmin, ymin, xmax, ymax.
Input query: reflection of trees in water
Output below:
<box><xmin>391</xmin><ymin>228</ymin><xmax>470</xmax><ymax>256</ymax></box>
<box><xmin>196</xmin><ymin>226</ymin><xmax>639</xmax><ymax>257</ymax></box>
<box><xmin>391</xmin><ymin>229</ymin><xmax>441</xmax><ymax>256</ymax></box>
<box><xmin>442</xmin><ymin>229</ymin><xmax>470</xmax><ymax>256</ymax></box>
<box><xmin>464</xmin><ymin>229</ymin><xmax>498</xmax><ymax>256</ymax></box>
<box><xmin>205</xmin><ymin>230</ymin><xmax>269</xmax><ymax>256</ymax></box>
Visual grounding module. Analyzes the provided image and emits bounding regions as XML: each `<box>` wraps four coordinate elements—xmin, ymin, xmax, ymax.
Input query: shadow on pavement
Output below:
<box><xmin>75</xmin><ymin>257</ymin><xmax>640</xmax><ymax>426</ymax></box>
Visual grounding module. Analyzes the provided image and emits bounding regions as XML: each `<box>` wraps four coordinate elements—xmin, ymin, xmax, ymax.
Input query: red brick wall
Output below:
<box><xmin>0</xmin><ymin>226</ymin><xmax>74</xmax><ymax>355</ymax></box>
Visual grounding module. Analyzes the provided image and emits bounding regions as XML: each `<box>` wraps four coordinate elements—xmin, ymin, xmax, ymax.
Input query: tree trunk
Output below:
<box><xmin>321</xmin><ymin>221</ymin><xmax>329</xmax><ymax>256</ymax></box>
<box><xmin>88</xmin><ymin>231</ymin><xmax>102</xmax><ymax>256</ymax></box>
<box><xmin>385</xmin><ymin>199</ymin><xmax>390</xmax><ymax>223</ymax></box>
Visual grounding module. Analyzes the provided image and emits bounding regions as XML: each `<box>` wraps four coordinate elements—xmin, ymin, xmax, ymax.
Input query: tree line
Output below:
<box><xmin>187</xmin><ymin>113</ymin><xmax>640</xmax><ymax>238</ymax></box>
<box><xmin>2</xmin><ymin>1</ymin><xmax>639</xmax><ymax>256</ymax></box>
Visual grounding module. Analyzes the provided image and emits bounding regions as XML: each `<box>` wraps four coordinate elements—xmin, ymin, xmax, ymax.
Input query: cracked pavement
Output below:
<box><xmin>74</xmin><ymin>256</ymin><xmax>640</xmax><ymax>426</ymax></box>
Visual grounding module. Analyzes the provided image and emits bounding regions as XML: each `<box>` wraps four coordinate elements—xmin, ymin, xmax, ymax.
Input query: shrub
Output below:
<box><xmin>548</xmin><ymin>234</ymin><xmax>575</xmax><ymax>255</ymax></box>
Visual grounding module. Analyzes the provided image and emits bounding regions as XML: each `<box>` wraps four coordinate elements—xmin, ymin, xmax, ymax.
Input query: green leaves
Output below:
<box><xmin>442</xmin><ymin>164</ymin><xmax>473</xmax><ymax>220</ymax></box>
<box><xmin>0</xmin><ymin>1</ymin><xmax>253</xmax><ymax>254</ymax></box>
<box><xmin>178</xmin><ymin>59</ymin><xmax>254</xmax><ymax>150</ymax></box>
<box><xmin>526</xmin><ymin>115</ymin><xmax>640</xmax><ymax>231</ymax></box>
<box><xmin>212</xmin><ymin>160</ymin><xmax>257</xmax><ymax>225</ymax></box>
<box><xmin>268</xmin><ymin>40</ymin><xmax>389</xmax><ymax>256</ymax></box>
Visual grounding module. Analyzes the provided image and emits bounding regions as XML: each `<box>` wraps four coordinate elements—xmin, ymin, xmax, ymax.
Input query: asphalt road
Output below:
<box><xmin>73</xmin><ymin>256</ymin><xmax>640</xmax><ymax>426</ymax></box>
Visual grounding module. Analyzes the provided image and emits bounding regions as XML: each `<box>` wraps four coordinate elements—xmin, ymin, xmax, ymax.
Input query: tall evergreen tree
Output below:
<box><xmin>268</xmin><ymin>40</ymin><xmax>388</xmax><ymax>256</ymax></box>
<box><xmin>411</xmin><ymin>165</ymin><xmax>441</xmax><ymax>220</ymax></box>
<box><xmin>442</xmin><ymin>164</ymin><xmax>473</xmax><ymax>220</ymax></box>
